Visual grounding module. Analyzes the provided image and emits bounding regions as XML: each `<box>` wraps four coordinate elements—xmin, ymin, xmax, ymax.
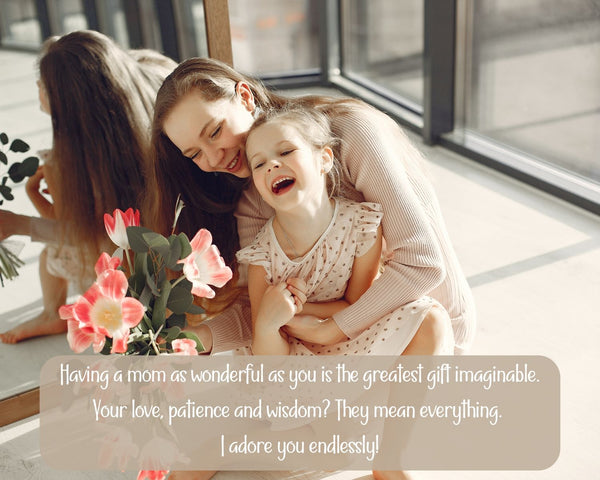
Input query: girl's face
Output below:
<box><xmin>246</xmin><ymin>121</ymin><xmax>332</xmax><ymax>212</ymax></box>
<box><xmin>163</xmin><ymin>84</ymin><xmax>255</xmax><ymax>178</ymax></box>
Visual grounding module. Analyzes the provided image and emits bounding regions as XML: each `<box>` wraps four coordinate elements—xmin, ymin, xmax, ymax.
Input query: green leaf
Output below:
<box><xmin>0</xmin><ymin>151</ymin><xmax>7</xmax><ymax>165</ymax></box>
<box><xmin>127</xmin><ymin>226</ymin><xmax>153</xmax><ymax>253</ymax></box>
<box><xmin>151</xmin><ymin>280</ymin><xmax>172</xmax><ymax>329</ymax></box>
<box><xmin>8</xmin><ymin>163</ymin><xmax>25</xmax><ymax>183</ymax></box>
<box><xmin>178</xmin><ymin>232</ymin><xmax>192</xmax><ymax>259</ymax></box>
<box><xmin>19</xmin><ymin>156</ymin><xmax>39</xmax><ymax>177</ymax></box>
<box><xmin>0</xmin><ymin>133</ymin><xmax>8</xmax><ymax>145</ymax></box>
<box><xmin>164</xmin><ymin>326</ymin><xmax>182</xmax><ymax>342</ymax></box>
<box><xmin>0</xmin><ymin>185</ymin><xmax>14</xmax><ymax>201</ymax></box>
<box><xmin>176</xmin><ymin>331</ymin><xmax>205</xmax><ymax>353</ymax></box>
<box><xmin>187</xmin><ymin>303</ymin><xmax>205</xmax><ymax>315</ymax></box>
<box><xmin>142</xmin><ymin>232</ymin><xmax>171</xmax><ymax>260</ymax></box>
<box><xmin>166</xmin><ymin>279</ymin><xmax>193</xmax><ymax>314</ymax></box>
<box><xmin>166</xmin><ymin>313</ymin><xmax>186</xmax><ymax>329</ymax></box>
<box><xmin>166</xmin><ymin>234</ymin><xmax>182</xmax><ymax>269</ymax></box>
<box><xmin>9</xmin><ymin>138</ymin><xmax>29</xmax><ymax>153</ymax></box>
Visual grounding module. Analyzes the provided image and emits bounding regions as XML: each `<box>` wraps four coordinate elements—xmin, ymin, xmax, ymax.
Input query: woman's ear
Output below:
<box><xmin>236</xmin><ymin>81</ymin><xmax>256</xmax><ymax>113</ymax></box>
<box><xmin>321</xmin><ymin>146</ymin><xmax>334</xmax><ymax>174</ymax></box>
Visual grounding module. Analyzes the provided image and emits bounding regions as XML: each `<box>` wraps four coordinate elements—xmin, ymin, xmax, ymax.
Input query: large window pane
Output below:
<box><xmin>0</xmin><ymin>0</ymin><xmax>42</xmax><ymax>47</ymax></box>
<box><xmin>228</xmin><ymin>0</ymin><xmax>319</xmax><ymax>75</ymax></box>
<box><xmin>341</xmin><ymin>0</ymin><xmax>423</xmax><ymax>109</ymax></box>
<box><xmin>47</xmin><ymin>0</ymin><xmax>87</xmax><ymax>34</ymax></box>
<box><xmin>464</xmin><ymin>0</ymin><xmax>600</xmax><ymax>185</ymax></box>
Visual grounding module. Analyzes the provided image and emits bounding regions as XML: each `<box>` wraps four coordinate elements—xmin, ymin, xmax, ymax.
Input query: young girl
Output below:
<box><xmin>237</xmin><ymin>107</ymin><xmax>453</xmax><ymax>356</ymax></box>
<box><xmin>0</xmin><ymin>31</ymin><xmax>176</xmax><ymax>344</ymax></box>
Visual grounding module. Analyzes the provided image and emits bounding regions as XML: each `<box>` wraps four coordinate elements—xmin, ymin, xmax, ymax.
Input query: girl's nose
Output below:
<box><xmin>267</xmin><ymin>162</ymin><xmax>280</xmax><ymax>173</ymax></box>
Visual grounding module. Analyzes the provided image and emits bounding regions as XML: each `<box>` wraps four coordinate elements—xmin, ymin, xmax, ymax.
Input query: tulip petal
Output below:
<box><xmin>191</xmin><ymin>283</ymin><xmax>215</xmax><ymax>298</ymax></box>
<box><xmin>66</xmin><ymin>319</ymin><xmax>93</xmax><ymax>353</ymax></box>
<box><xmin>95</xmin><ymin>252</ymin><xmax>121</xmax><ymax>277</ymax></box>
<box><xmin>189</xmin><ymin>229</ymin><xmax>212</xmax><ymax>253</ymax></box>
<box><xmin>97</xmin><ymin>269</ymin><xmax>128</xmax><ymax>300</ymax></box>
<box><xmin>121</xmin><ymin>297</ymin><xmax>145</xmax><ymax>328</ymax></box>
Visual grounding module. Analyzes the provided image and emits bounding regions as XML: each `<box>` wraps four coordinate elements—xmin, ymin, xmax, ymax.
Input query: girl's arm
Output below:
<box><xmin>26</xmin><ymin>165</ymin><xmax>55</xmax><ymax>219</ymax></box>
<box><xmin>247</xmin><ymin>264</ymin><xmax>297</xmax><ymax>355</ymax></box>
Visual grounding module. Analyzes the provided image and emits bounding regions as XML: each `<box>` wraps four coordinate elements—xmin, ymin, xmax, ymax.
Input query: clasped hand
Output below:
<box><xmin>255</xmin><ymin>278</ymin><xmax>307</xmax><ymax>332</ymax></box>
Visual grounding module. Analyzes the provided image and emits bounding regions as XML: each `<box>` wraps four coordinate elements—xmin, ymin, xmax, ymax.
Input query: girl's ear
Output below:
<box><xmin>236</xmin><ymin>81</ymin><xmax>256</xmax><ymax>113</ymax></box>
<box><xmin>321</xmin><ymin>146</ymin><xmax>334</xmax><ymax>174</ymax></box>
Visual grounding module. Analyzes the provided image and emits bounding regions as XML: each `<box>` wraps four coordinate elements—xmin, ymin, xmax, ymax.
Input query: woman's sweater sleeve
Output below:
<box><xmin>331</xmin><ymin>108</ymin><xmax>446</xmax><ymax>339</ymax></box>
<box><xmin>201</xmin><ymin>189</ymin><xmax>272</xmax><ymax>353</ymax></box>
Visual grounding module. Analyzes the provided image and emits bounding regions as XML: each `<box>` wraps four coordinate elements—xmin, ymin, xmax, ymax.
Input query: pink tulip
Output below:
<box><xmin>60</xmin><ymin>304</ymin><xmax>106</xmax><ymax>353</ymax></box>
<box><xmin>137</xmin><ymin>471</ymin><xmax>169</xmax><ymax>480</ymax></box>
<box><xmin>94</xmin><ymin>252</ymin><xmax>121</xmax><ymax>277</ymax></box>
<box><xmin>70</xmin><ymin>269</ymin><xmax>145</xmax><ymax>354</ymax></box>
<box><xmin>178</xmin><ymin>229</ymin><xmax>233</xmax><ymax>298</ymax></box>
<box><xmin>104</xmin><ymin>208</ymin><xmax>140</xmax><ymax>250</ymax></box>
<box><xmin>171</xmin><ymin>338</ymin><xmax>199</xmax><ymax>355</ymax></box>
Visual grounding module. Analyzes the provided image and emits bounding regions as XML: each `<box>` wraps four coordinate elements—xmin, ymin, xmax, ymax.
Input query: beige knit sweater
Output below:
<box><xmin>205</xmin><ymin>101</ymin><xmax>476</xmax><ymax>354</ymax></box>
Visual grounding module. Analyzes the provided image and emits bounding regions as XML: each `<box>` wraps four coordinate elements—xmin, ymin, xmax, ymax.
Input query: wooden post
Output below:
<box><xmin>203</xmin><ymin>0</ymin><xmax>233</xmax><ymax>66</ymax></box>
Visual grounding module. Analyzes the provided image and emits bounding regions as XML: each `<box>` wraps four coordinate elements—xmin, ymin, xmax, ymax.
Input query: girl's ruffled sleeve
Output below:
<box><xmin>354</xmin><ymin>202</ymin><xmax>383</xmax><ymax>257</ymax></box>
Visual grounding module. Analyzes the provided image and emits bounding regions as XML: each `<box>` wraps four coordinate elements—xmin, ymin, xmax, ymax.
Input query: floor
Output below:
<box><xmin>1</xmin><ymin>48</ymin><xmax>599</xmax><ymax>479</ymax></box>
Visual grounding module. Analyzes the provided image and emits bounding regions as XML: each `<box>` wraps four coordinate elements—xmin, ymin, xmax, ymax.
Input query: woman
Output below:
<box><xmin>0</xmin><ymin>30</ymin><xmax>176</xmax><ymax>344</ymax></box>
<box><xmin>147</xmin><ymin>57</ymin><xmax>476</xmax><ymax>359</ymax></box>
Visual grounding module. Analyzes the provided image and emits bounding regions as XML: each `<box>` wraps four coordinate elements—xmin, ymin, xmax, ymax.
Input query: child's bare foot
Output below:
<box><xmin>167</xmin><ymin>471</ymin><xmax>216</xmax><ymax>480</ymax></box>
<box><xmin>373</xmin><ymin>471</ymin><xmax>413</xmax><ymax>480</ymax></box>
<box><xmin>0</xmin><ymin>311</ymin><xmax>66</xmax><ymax>344</ymax></box>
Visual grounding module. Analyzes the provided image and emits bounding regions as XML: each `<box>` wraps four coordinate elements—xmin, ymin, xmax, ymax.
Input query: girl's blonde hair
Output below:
<box><xmin>248</xmin><ymin>106</ymin><xmax>341</xmax><ymax>198</ymax></box>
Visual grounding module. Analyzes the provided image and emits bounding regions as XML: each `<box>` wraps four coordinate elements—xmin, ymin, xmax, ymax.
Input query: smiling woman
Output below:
<box><xmin>147</xmin><ymin>57</ymin><xmax>475</xmax><ymax>359</ymax></box>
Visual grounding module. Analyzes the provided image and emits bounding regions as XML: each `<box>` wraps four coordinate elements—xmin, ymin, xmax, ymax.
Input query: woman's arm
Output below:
<box><xmin>329</xmin><ymin>107</ymin><xmax>447</xmax><ymax>339</ymax></box>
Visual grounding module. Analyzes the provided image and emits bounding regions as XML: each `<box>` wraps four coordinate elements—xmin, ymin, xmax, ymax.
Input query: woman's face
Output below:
<box><xmin>163</xmin><ymin>85</ymin><xmax>255</xmax><ymax>178</ymax></box>
<box><xmin>37</xmin><ymin>79</ymin><xmax>50</xmax><ymax>115</ymax></box>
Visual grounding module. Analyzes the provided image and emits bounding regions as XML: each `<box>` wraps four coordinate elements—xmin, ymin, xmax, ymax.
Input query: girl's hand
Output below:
<box><xmin>285</xmin><ymin>277</ymin><xmax>307</xmax><ymax>313</ymax></box>
<box><xmin>255</xmin><ymin>282</ymin><xmax>298</xmax><ymax>333</ymax></box>
<box><xmin>26</xmin><ymin>165</ymin><xmax>48</xmax><ymax>196</ymax></box>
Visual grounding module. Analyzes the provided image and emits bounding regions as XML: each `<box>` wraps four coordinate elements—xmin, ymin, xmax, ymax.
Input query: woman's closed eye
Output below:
<box><xmin>210</xmin><ymin>124</ymin><xmax>221</xmax><ymax>139</ymax></box>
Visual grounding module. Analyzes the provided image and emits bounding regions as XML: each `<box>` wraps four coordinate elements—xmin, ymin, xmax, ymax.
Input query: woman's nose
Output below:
<box><xmin>206</xmin><ymin>145</ymin><xmax>224</xmax><ymax>168</ymax></box>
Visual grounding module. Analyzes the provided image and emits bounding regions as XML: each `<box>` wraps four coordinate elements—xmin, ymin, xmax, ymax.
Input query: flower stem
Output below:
<box><xmin>124</xmin><ymin>248</ymin><xmax>133</xmax><ymax>275</ymax></box>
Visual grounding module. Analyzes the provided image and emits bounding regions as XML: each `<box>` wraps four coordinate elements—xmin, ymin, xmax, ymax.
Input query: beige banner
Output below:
<box><xmin>40</xmin><ymin>355</ymin><xmax>559</xmax><ymax>471</ymax></box>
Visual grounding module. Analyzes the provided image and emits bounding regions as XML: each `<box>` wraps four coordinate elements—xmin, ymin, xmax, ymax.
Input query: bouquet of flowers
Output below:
<box><xmin>0</xmin><ymin>132</ymin><xmax>40</xmax><ymax>286</ymax></box>
<box><xmin>60</xmin><ymin>202</ymin><xmax>233</xmax><ymax>356</ymax></box>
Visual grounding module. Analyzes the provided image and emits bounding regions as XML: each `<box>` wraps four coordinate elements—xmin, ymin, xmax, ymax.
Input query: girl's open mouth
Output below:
<box><xmin>271</xmin><ymin>176</ymin><xmax>295</xmax><ymax>195</ymax></box>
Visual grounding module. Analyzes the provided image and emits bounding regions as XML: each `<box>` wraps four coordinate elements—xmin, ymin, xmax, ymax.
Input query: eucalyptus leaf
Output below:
<box><xmin>151</xmin><ymin>279</ymin><xmax>172</xmax><ymax>329</ymax></box>
<box><xmin>9</xmin><ymin>138</ymin><xmax>29</xmax><ymax>153</ymax></box>
<box><xmin>178</xmin><ymin>232</ymin><xmax>192</xmax><ymax>259</ymax></box>
<box><xmin>142</xmin><ymin>232</ymin><xmax>171</xmax><ymax>260</ymax></box>
<box><xmin>187</xmin><ymin>303</ymin><xmax>205</xmax><ymax>315</ymax></box>
<box><xmin>166</xmin><ymin>234</ymin><xmax>182</xmax><ymax>269</ymax></box>
<box><xmin>166</xmin><ymin>280</ymin><xmax>193</xmax><ymax>314</ymax></box>
<box><xmin>0</xmin><ymin>151</ymin><xmax>7</xmax><ymax>165</ymax></box>
<box><xmin>164</xmin><ymin>326</ymin><xmax>182</xmax><ymax>342</ymax></box>
<box><xmin>8</xmin><ymin>163</ymin><xmax>25</xmax><ymax>183</ymax></box>
<box><xmin>0</xmin><ymin>185</ymin><xmax>14</xmax><ymax>201</ymax></box>
<box><xmin>166</xmin><ymin>313</ymin><xmax>186</xmax><ymax>329</ymax></box>
<box><xmin>127</xmin><ymin>226</ymin><xmax>154</xmax><ymax>253</ymax></box>
<box><xmin>0</xmin><ymin>132</ymin><xmax>7</xmax><ymax>145</ymax></box>
<box><xmin>19</xmin><ymin>156</ymin><xmax>39</xmax><ymax>176</ymax></box>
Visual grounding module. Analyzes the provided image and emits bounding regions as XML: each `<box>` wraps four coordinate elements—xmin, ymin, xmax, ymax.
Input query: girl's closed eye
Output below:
<box><xmin>280</xmin><ymin>148</ymin><xmax>295</xmax><ymax>156</ymax></box>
